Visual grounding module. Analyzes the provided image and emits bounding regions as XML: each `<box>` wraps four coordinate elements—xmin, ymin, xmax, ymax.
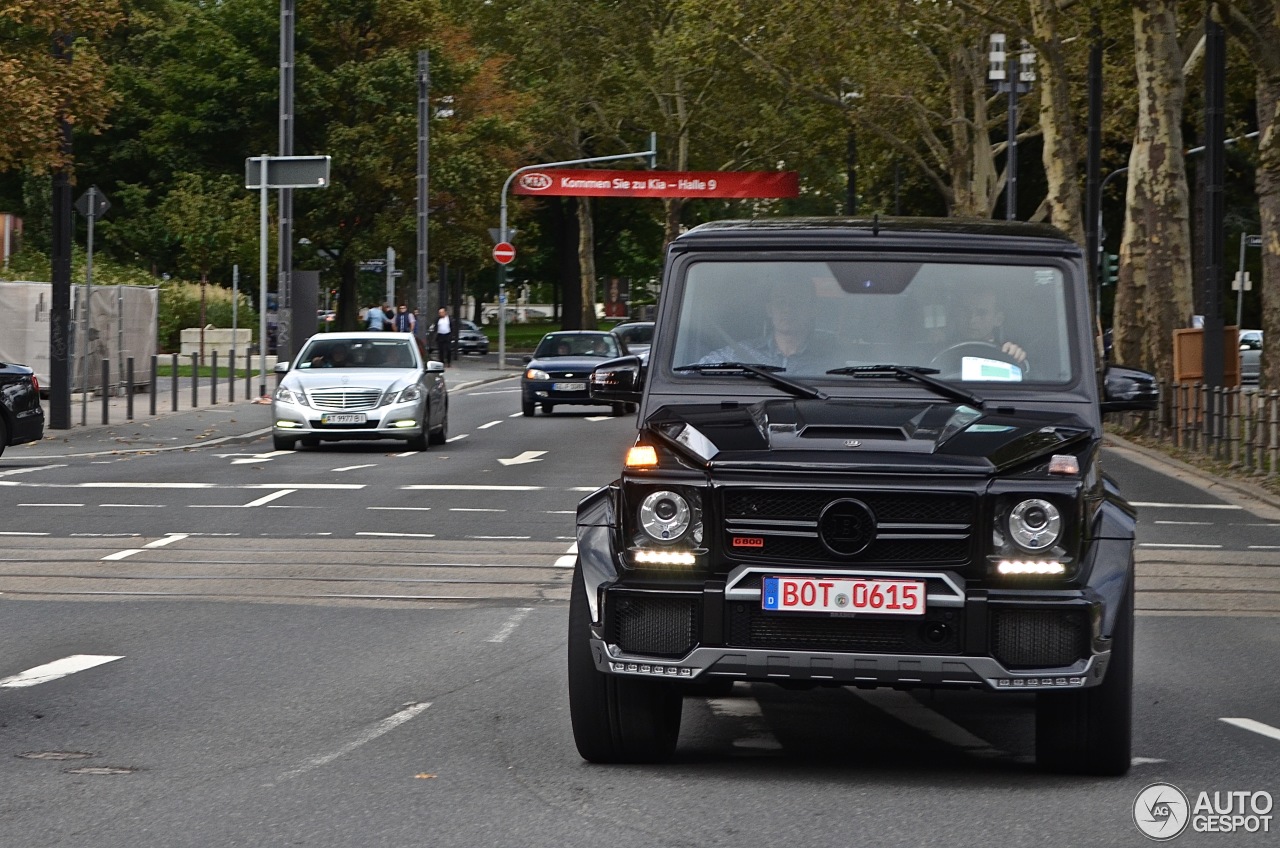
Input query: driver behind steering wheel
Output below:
<box><xmin>953</xmin><ymin>288</ymin><xmax>1028</xmax><ymax>372</ymax></box>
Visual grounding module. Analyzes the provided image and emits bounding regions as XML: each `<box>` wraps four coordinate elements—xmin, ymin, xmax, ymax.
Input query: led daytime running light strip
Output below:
<box><xmin>997</xmin><ymin>560</ymin><xmax>1066</xmax><ymax>575</ymax></box>
<box><xmin>633</xmin><ymin>549</ymin><xmax>697</xmax><ymax>566</ymax></box>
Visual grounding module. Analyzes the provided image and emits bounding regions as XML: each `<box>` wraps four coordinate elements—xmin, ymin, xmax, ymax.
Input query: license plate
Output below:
<box><xmin>762</xmin><ymin>576</ymin><xmax>926</xmax><ymax>616</ymax></box>
<box><xmin>552</xmin><ymin>382</ymin><xmax>585</xmax><ymax>391</ymax></box>
<box><xmin>321</xmin><ymin>412</ymin><xmax>366</xmax><ymax>425</ymax></box>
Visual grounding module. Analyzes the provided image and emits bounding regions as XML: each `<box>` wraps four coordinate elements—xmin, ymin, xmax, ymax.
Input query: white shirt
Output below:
<box><xmin>435</xmin><ymin>315</ymin><xmax>452</xmax><ymax>335</ymax></box>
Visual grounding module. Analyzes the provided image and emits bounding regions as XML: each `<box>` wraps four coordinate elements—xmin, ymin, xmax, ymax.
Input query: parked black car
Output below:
<box><xmin>521</xmin><ymin>331</ymin><xmax>628</xmax><ymax>416</ymax></box>
<box><xmin>570</xmin><ymin>217</ymin><xmax>1158</xmax><ymax>775</ymax></box>
<box><xmin>0</xmin><ymin>361</ymin><xmax>45</xmax><ymax>457</ymax></box>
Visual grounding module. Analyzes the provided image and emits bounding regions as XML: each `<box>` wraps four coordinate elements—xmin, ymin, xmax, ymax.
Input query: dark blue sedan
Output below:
<box><xmin>521</xmin><ymin>331</ymin><xmax>628</xmax><ymax>416</ymax></box>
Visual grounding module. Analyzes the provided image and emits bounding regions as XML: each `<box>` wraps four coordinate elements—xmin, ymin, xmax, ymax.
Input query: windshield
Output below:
<box><xmin>614</xmin><ymin>324</ymin><xmax>654</xmax><ymax>346</ymax></box>
<box><xmin>535</xmin><ymin>334</ymin><xmax>622</xmax><ymax>358</ymax></box>
<box><xmin>296</xmin><ymin>338</ymin><xmax>418</xmax><ymax>369</ymax></box>
<box><xmin>670</xmin><ymin>260</ymin><xmax>1074</xmax><ymax>384</ymax></box>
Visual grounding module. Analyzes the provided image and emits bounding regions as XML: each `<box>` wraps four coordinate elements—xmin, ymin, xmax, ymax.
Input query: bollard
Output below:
<box><xmin>171</xmin><ymin>353</ymin><xmax>179</xmax><ymax>411</ymax></box>
<box><xmin>1270</xmin><ymin>392</ymin><xmax>1279</xmax><ymax>479</ymax></box>
<box><xmin>229</xmin><ymin>349</ymin><xmax>236</xmax><ymax>402</ymax></box>
<box><xmin>212</xmin><ymin>351</ymin><xmax>218</xmax><ymax>405</ymax></box>
<box><xmin>191</xmin><ymin>353</ymin><xmax>199</xmax><ymax>408</ymax></box>
<box><xmin>245</xmin><ymin>349</ymin><xmax>252</xmax><ymax>400</ymax></box>
<box><xmin>126</xmin><ymin>358</ymin><xmax>135</xmax><ymax>421</ymax></box>
<box><xmin>101</xmin><ymin>359</ymin><xmax>110</xmax><ymax>425</ymax></box>
<box><xmin>150</xmin><ymin>354</ymin><xmax>158</xmax><ymax>416</ymax></box>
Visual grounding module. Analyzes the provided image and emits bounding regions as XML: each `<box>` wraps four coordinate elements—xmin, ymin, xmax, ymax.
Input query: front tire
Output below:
<box><xmin>1035</xmin><ymin>577</ymin><xmax>1134</xmax><ymax>776</ymax></box>
<box><xmin>272</xmin><ymin>433</ymin><xmax>296</xmax><ymax>451</ymax></box>
<box><xmin>428</xmin><ymin>405</ymin><xmax>448</xmax><ymax>445</ymax></box>
<box><xmin>567</xmin><ymin>563</ymin><xmax>682</xmax><ymax>763</ymax></box>
<box><xmin>522</xmin><ymin>399</ymin><xmax>535</xmax><ymax>417</ymax></box>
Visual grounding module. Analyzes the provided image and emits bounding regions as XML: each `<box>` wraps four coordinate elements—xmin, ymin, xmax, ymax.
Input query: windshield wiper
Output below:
<box><xmin>674</xmin><ymin>361</ymin><xmax>828</xmax><ymax>400</ymax></box>
<box><xmin>825</xmin><ymin>364</ymin><xmax>984</xmax><ymax>409</ymax></box>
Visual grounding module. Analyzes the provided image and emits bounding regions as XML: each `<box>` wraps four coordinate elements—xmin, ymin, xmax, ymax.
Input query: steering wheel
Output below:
<box><xmin>928</xmin><ymin>341</ymin><xmax>1028</xmax><ymax>377</ymax></box>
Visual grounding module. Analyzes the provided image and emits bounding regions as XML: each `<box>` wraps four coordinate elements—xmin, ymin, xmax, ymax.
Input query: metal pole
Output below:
<box><xmin>1202</xmin><ymin>15</ymin><xmax>1226</xmax><ymax>392</ymax></box>
<box><xmin>116</xmin><ymin>284</ymin><xmax>124</xmax><ymax>397</ymax></box>
<box><xmin>259</xmin><ymin>155</ymin><xmax>269</xmax><ymax>398</ymax></box>
<box><xmin>150</xmin><ymin>354</ymin><xmax>157</xmax><ymax>416</ymax></box>
<box><xmin>1006</xmin><ymin>78</ymin><xmax>1018</xmax><ymax>221</ymax></box>
<box><xmin>171</xmin><ymin>353</ymin><xmax>178</xmax><ymax>411</ymax></box>
<box><xmin>417</xmin><ymin>50</ymin><xmax>430</xmax><ymax>319</ymax></box>
<box><xmin>212</xmin><ymin>350</ymin><xmax>218</xmax><ymax>405</ymax></box>
<box><xmin>126</xmin><ymin>358</ymin><xmax>134</xmax><ymax>420</ymax></box>
<box><xmin>81</xmin><ymin>186</ymin><xmax>95</xmax><ymax>426</ymax></box>
<box><xmin>48</xmin><ymin>36</ymin><xmax>73</xmax><ymax>431</ymax></box>
<box><xmin>232</xmin><ymin>263</ymin><xmax>239</xmax><ymax>393</ymax></box>
<box><xmin>1236</xmin><ymin>233</ymin><xmax>1247</xmax><ymax>329</ymax></box>
<box><xmin>192</xmin><ymin>353</ymin><xmax>199</xmax><ymax>408</ymax></box>
<box><xmin>101</xmin><ymin>360</ymin><xmax>109</xmax><ymax>424</ymax></box>
<box><xmin>278</xmin><ymin>0</ymin><xmax>295</xmax><ymax>363</ymax></box>
<box><xmin>1085</xmin><ymin>10</ymin><xmax>1102</xmax><ymax>323</ymax></box>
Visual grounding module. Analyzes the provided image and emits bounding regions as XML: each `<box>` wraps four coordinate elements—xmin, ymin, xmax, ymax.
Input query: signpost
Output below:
<box><xmin>245</xmin><ymin>155</ymin><xmax>331</xmax><ymax>396</ymax></box>
<box><xmin>75</xmin><ymin>186</ymin><xmax>110</xmax><ymax>425</ymax></box>
<box><xmin>492</xmin><ymin>242</ymin><xmax>515</xmax><ymax>265</ymax></box>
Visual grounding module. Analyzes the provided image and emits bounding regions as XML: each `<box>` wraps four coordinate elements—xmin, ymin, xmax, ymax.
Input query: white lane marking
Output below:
<box><xmin>477</xmin><ymin>420</ymin><xmax>502</xmax><ymax>430</ymax></box>
<box><xmin>468</xmin><ymin>535</ymin><xmax>530</xmax><ymax>540</ymax></box>
<box><xmin>368</xmin><ymin>506</ymin><xmax>432</xmax><ymax>511</ymax></box>
<box><xmin>1132</xmin><ymin>757</ymin><xmax>1169</xmax><ymax>766</ymax></box>
<box><xmin>146</xmin><ymin>534</ymin><xmax>189</xmax><ymax>549</ymax></box>
<box><xmin>243</xmin><ymin>490</ymin><xmax>297</xmax><ymax>508</ymax></box>
<box><xmin>498</xmin><ymin>450</ymin><xmax>546</xmax><ymax>466</ymax></box>
<box><xmin>0</xmin><ymin>655</ymin><xmax>124</xmax><ymax>689</ymax></box>
<box><xmin>403</xmin><ymin>485</ymin><xmax>542</xmax><ymax>491</ymax></box>
<box><xmin>74</xmin><ymin>533</ymin><xmax>139</xmax><ymax>538</ymax></box>
<box><xmin>487</xmin><ymin>608</ymin><xmax>534</xmax><ymax>643</ymax></box>
<box><xmin>546</xmin><ymin>510</ymin><xmax>575</xmax><ymax>514</ymax></box>
<box><xmin>0</xmin><ymin>464</ymin><xmax>67</xmax><ymax>478</ymax></box>
<box><xmin>1131</xmin><ymin>502</ymin><xmax>1242</xmax><ymax>510</ymax></box>
<box><xmin>1</xmin><ymin>482</ymin><xmax>363</xmax><ymax>490</ymax></box>
<box><xmin>508</xmin><ymin>412</ymin><xmax>524</xmax><ymax>418</ymax></box>
<box><xmin>0</xmin><ymin>531</ymin><xmax>49</xmax><ymax>536</ymax></box>
<box><xmin>102</xmin><ymin>549</ymin><xmax>145</xmax><ymax>561</ymax></box>
<box><xmin>356</xmin><ymin>531</ymin><xmax>436</xmax><ymax>538</ymax></box>
<box><xmin>331</xmin><ymin>464</ymin><xmax>377</xmax><ymax>472</ymax></box>
<box><xmin>569</xmin><ymin>487</ymin><xmax>599</xmax><ymax>492</ymax></box>
<box><xmin>467</xmin><ymin>389</ymin><xmax>520</xmax><ymax>396</ymax></box>
<box><xmin>230</xmin><ymin>450</ymin><xmax>293</xmax><ymax>465</ymax></box>
<box><xmin>99</xmin><ymin>503</ymin><xmax>165</xmax><ymax>508</ymax></box>
<box><xmin>706</xmin><ymin>695</ymin><xmax>781</xmax><ymax>751</ymax></box>
<box><xmin>584</xmin><ymin>416</ymin><xmax>611</xmax><ymax>422</ymax></box>
<box><xmin>1220</xmin><ymin>717</ymin><xmax>1280</xmax><ymax>743</ymax></box>
<box><xmin>19</xmin><ymin>503</ymin><xmax>85</xmax><ymax>507</ymax></box>
<box><xmin>392</xmin><ymin>451</ymin><xmax>418</xmax><ymax>458</ymax></box>
<box><xmin>554</xmin><ymin>543</ymin><xmax>578</xmax><ymax>569</ymax></box>
<box><xmin>1234</xmin><ymin>523</ymin><xmax>1280</xmax><ymax>527</ymax></box>
<box><xmin>1248</xmin><ymin>545</ymin><xmax>1280</xmax><ymax>550</ymax></box>
<box><xmin>1153</xmin><ymin>520</ymin><xmax>1214</xmax><ymax>526</ymax></box>
<box><xmin>276</xmin><ymin>702</ymin><xmax>431</xmax><ymax>782</ymax></box>
<box><xmin>1138</xmin><ymin>543</ymin><xmax>1223</xmax><ymax>549</ymax></box>
<box><xmin>854</xmin><ymin>689</ymin><xmax>1006</xmax><ymax>759</ymax></box>
<box><xmin>450</xmin><ymin>508</ymin><xmax>505</xmax><ymax>513</ymax></box>
<box><xmin>445</xmin><ymin>434</ymin><xmax>469</xmax><ymax>443</ymax></box>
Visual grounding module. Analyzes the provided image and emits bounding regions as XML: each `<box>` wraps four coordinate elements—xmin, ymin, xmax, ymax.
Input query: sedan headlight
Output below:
<box><xmin>1007</xmin><ymin>498</ymin><xmax>1062</xmax><ymax>552</ymax></box>
<box><xmin>526</xmin><ymin>368</ymin><xmax>550</xmax><ymax>381</ymax></box>
<box><xmin>274</xmin><ymin>386</ymin><xmax>301</xmax><ymax>405</ymax></box>
<box><xmin>639</xmin><ymin>490</ymin><xmax>692</xmax><ymax>542</ymax></box>
<box><xmin>397</xmin><ymin>384</ymin><xmax>423</xmax><ymax>403</ymax></box>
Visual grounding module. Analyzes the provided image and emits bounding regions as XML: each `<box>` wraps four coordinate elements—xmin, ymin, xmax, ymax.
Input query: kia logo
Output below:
<box><xmin>519</xmin><ymin>172</ymin><xmax>553</xmax><ymax>191</ymax></box>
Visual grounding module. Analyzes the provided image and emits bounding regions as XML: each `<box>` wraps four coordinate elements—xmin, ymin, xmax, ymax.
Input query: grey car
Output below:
<box><xmin>610</xmin><ymin>321</ymin><xmax>655</xmax><ymax>364</ymax></box>
<box><xmin>272</xmin><ymin>332</ymin><xmax>448</xmax><ymax>451</ymax></box>
<box><xmin>1240</xmin><ymin>329</ymin><xmax>1262</xmax><ymax>385</ymax></box>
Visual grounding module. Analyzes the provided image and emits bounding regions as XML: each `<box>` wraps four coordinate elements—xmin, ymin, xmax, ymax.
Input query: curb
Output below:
<box><xmin>1103</xmin><ymin>431</ymin><xmax>1280</xmax><ymax>512</ymax></box>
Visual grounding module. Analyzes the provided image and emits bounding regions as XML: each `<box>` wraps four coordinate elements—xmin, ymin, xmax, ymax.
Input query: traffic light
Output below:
<box><xmin>1104</xmin><ymin>253</ymin><xmax>1120</xmax><ymax>286</ymax></box>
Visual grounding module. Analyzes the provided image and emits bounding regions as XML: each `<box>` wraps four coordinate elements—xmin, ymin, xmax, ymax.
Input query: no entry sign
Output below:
<box><xmin>493</xmin><ymin>241</ymin><xmax>516</xmax><ymax>265</ymax></box>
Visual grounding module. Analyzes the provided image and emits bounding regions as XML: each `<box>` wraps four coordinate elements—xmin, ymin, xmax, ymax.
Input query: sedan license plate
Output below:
<box><xmin>763</xmin><ymin>576</ymin><xmax>925</xmax><ymax>616</ymax></box>
<box><xmin>552</xmin><ymin>382</ymin><xmax>585</xmax><ymax>392</ymax></box>
<box><xmin>320</xmin><ymin>412</ymin><xmax>366</xmax><ymax>425</ymax></box>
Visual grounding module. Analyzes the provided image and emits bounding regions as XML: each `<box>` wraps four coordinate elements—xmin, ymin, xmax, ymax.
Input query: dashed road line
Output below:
<box><xmin>1220</xmin><ymin>717</ymin><xmax>1280</xmax><ymax>743</ymax></box>
<box><xmin>450</xmin><ymin>508</ymin><xmax>505</xmax><ymax>512</ymax></box>
<box><xmin>1139</xmin><ymin>543</ymin><xmax>1223</xmax><ymax>550</ymax></box>
<box><xmin>0</xmin><ymin>465</ymin><xmax>67</xmax><ymax>478</ymax></box>
<box><xmin>402</xmin><ymin>485</ymin><xmax>542</xmax><ymax>491</ymax></box>
<box><xmin>487</xmin><ymin>608</ymin><xmax>534</xmax><ymax>643</ymax></box>
<box><xmin>477</xmin><ymin>420</ymin><xmax>502</xmax><ymax>430</ymax></box>
<box><xmin>1131</xmin><ymin>502</ymin><xmax>1242</xmax><ymax>510</ymax></box>
<box><xmin>0</xmin><ymin>655</ymin><xmax>124</xmax><ymax>689</ymax></box>
<box><xmin>368</xmin><ymin>506</ymin><xmax>432</xmax><ymax>511</ymax></box>
<box><xmin>445</xmin><ymin>434</ymin><xmax>469</xmax><ymax>443</ymax></box>
<box><xmin>356</xmin><ymin>531</ymin><xmax>436</xmax><ymax>539</ymax></box>
<box><xmin>275</xmin><ymin>702</ymin><xmax>431</xmax><ymax>782</ymax></box>
<box><xmin>331</xmin><ymin>464</ymin><xmax>377</xmax><ymax>472</ymax></box>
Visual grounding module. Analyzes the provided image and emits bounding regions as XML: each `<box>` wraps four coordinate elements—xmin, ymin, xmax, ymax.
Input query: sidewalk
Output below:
<box><xmin>5</xmin><ymin>355</ymin><xmax>517</xmax><ymax>460</ymax></box>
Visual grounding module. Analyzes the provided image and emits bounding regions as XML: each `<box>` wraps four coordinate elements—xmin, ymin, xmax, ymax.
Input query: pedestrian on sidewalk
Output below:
<box><xmin>434</xmin><ymin>307</ymin><xmax>453</xmax><ymax>366</ymax></box>
<box><xmin>366</xmin><ymin>302</ymin><xmax>388</xmax><ymax>332</ymax></box>
<box><xmin>394</xmin><ymin>303</ymin><xmax>415</xmax><ymax>334</ymax></box>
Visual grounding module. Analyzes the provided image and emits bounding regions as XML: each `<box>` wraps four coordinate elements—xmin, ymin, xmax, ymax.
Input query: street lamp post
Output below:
<box><xmin>988</xmin><ymin>34</ymin><xmax>1036</xmax><ymax>221</ymax></box>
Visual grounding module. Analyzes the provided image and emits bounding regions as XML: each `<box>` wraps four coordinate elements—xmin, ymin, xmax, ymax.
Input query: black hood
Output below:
<box><xmin>644</xmin><ymin>398</ymin><xmax>1093</xmax><ymax>475</ymax></box>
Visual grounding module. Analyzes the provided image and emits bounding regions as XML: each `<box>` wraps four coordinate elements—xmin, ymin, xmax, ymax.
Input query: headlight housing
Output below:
<box><xmin>628</xmin><ymin>486</ymin><xmax>705</xmax><ymax>552</ymax></box>
<box><xmin>1007</xmin><ymin>498</ymin><xmax>1061</xmax><ymax>551</ymax></box>
<box><xmin>397</xmin><ymin>384</ymin><xmax>423</xmax><ymax>403</ymax></box>
<box><xmin>990</xmin><ymin>494</ymin><xmax>1074</xmax><ymax>579</ymax></box>
<box><xmin>639</xmin><ymin>490</ymin><xmax>691</xmax><ymax>541</ymax></box>
<box><xmin>274</xmin><ymin>386</ymin><xmax>301</xmax><ymax>405</ymax></box>
<box><xmin>526</xmin><ymin>368</ymin><xmax>550</xmax><ymax>381</ymax></box>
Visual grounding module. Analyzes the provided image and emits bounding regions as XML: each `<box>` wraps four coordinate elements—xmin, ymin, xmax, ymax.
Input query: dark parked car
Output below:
<box><xmin>455</xmin><ymin>319</ymin><xmax>490</xmax><ymax>356</ymax></box>
<box><xmin>521</xmin><ymin>331</ymin><xmax>628</xmax><ymax>416</ymax></box>
<box><xmin>1240</xmin><ymin>329</ymin><xmax>1262</xmax><ymax>385</ymax></box>
<box><xmin>570</xmin><ymin>217</ymin><xmax>1157</xmax><ymax>776</ymax></box>
<box><xmin>0</xmin><ymin>361</ymin><xmax>44</xmax><ymax>457</ymax></box>
<box><xmin>610</xmin><ymin>321</ymin><xmax>655</xmax><ymax>364</ymax></box>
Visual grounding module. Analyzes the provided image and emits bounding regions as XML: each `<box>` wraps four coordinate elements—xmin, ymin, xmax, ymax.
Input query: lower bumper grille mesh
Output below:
<box><xmin>991</xmin><ymin>609</ymin><xmax>1089</xmax><ymax>668</ymax></box>
<box><xmin>607</xmin><ymin>594</ymin><xmax>698</xmax><ymax>658</ymax></box>
<box><xmin>727</xmin><ymin>604</ymin><xmax>961</xmax><ymax>654</ymax></box>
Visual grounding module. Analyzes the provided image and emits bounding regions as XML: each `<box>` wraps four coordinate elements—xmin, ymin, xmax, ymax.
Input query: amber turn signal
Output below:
<box><xmin>625</xmin><ymin>445</ymin><xmax>658</xmax><ymax>468</ymax></box>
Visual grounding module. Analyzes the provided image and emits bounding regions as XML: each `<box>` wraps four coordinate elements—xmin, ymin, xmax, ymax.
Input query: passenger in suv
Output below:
<box><xmin>569</xmin><ymin>217</ymin><xmax>1157</xmax><ymax>775</ymax></box>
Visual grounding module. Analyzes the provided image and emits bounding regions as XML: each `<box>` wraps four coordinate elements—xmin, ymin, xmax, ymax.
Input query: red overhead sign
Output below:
<box><xmin>513</xmin><ymin>170</ymin><xmax>799</xmax><ymax>199</ymax></box>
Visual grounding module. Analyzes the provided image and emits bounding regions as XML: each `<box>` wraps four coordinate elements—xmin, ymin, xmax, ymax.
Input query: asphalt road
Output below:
<box><xmin>1</xmin><ymin>378</ymin><xmax>1277</xmax><ymax>847</ymax></box>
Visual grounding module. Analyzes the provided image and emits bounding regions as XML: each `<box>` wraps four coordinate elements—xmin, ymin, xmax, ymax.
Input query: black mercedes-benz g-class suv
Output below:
<box><xmin>568</xmin><ymin>218</ymin><xmax>1157</xmax><ymax>775</ymax></box>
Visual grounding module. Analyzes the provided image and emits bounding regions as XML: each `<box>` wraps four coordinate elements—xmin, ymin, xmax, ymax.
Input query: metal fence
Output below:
<box><xmin>1116</xmin><ymin>383</ymin><xmax>1280</xmax><ymax>477</ymax></box>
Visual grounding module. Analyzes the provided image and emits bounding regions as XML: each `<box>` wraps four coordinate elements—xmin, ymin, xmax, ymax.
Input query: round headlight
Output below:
<box><xmin>1008</xmin><ymin>498</ymin><xmax>1061</xmax><ymax>551</ymax></box>
<box><xmin>639</xmin><ymin>490</ymin><xmax>691</xmax><ymax>542</ymax></box>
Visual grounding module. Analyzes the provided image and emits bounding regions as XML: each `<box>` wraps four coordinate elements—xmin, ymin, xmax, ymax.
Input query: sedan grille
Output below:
<box><xmin>307</xmin><ymin>387</ymin><xmax>384</xmax><ymax>411</ymax></box>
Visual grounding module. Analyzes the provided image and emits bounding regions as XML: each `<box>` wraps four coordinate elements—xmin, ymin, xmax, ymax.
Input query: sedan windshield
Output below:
<box><xmin>296</xmin><ymin>338</ymin><xmax>418</xmax><ymax>369</ymax></box>
<box><xmin>669</xmin><ymin>260</ymin><xmax>1074</xmax><ymax>384</ymax></box>
<box><xmin>535</xmin><ymin>334</ymin><xmax>621</xmax><ymax>358</ymax></box>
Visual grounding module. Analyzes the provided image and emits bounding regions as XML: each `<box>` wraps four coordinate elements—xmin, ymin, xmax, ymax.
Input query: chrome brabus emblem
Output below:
<box><xmin>844</xmin><ymin>440</ymin><xmax>862</xmax><ymax>448</ymax></box>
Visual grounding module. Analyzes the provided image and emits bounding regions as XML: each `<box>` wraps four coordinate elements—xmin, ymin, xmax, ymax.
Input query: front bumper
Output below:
<box><xmin>523</xmin><ymin>380</ymin><xmax>604</xmax><ymax>406</ymax></box>
<box><xmin>271</xmin><ymin>398</ymin><xmax>424</xmax><ymax>441</ymax></box>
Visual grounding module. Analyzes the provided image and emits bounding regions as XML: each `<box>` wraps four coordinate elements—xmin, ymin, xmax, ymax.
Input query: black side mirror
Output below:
<box><xmin>1101</xmin><ymin>364</ymin><xmax>1158</xmax><ymax>412</ymax></box>
<box><xmin>590</xmin><ymin>355</ymin><xmax>644</xmax><ymax>404</ymax></box>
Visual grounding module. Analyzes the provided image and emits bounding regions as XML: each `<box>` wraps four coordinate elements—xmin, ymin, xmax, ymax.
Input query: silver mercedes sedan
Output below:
<box><xmin>271</xmin><ymin>332</ymin><xmax>448</xmax><ymax>451</ymax></box>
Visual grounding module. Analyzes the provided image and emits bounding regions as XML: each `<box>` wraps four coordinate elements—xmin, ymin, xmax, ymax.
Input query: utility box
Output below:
<box><xmin>1173</xmin><ymin>327</ymin><xmax>1240</xmax><ymax>386</ymax></box>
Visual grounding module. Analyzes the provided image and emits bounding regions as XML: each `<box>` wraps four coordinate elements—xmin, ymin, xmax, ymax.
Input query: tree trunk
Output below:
<box><xmin>577</xmin><ymin>196</ymin><xmax>598</xmax><ymax>329</ymax></box>
<box><xmin>1030</xmin><ymin>0</ymin><xmax>1084</xmax><ymax>244</ymax></box>
<box><xmin>1112</xmin><ymin>0</ymin><xmax>1195</xmax><ymax>379</ymax></box>
<box><xmin>336</xmin><ymin>257</ymin><xmax>359</xmax><ymax>332</ymax></box>
<box><xmin>1257</xmin><ymin>71</ymin><xmax>1280</xmax><ymax>390</ymax></box>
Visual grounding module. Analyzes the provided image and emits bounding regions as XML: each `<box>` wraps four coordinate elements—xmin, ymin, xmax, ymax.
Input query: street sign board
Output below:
<box><xmin>1232</xmin><ymin>271</ymin><xmax>1253</xmax><ymax>292</ymax></box>
<box><xmin>487</xmin><ymin>228</ymin><xmax>518</xmax><ymax>245</ymax></box>
<box><xmin>358</xmin><ymin>260</ymin><xmax>387</xmax><ymax>272</ymax></box>
<box><xmin>493</xmin><ymin>242</ymin><xmax>516</xmax><ymax>265</ymax></box>
<box><xmin>245</xmin><ymin>155</ymin><xmax>331</xmax><ymax>189</ymax></box>
<box><xmin>1245</xmin><ymin>235</ymin><xmax>1263</xmax><ymax>248</ymax></box>
<box><xmin>75</xmin><ymin>187</ymin><xmax>111</xmax><ymax>220</ymax></box>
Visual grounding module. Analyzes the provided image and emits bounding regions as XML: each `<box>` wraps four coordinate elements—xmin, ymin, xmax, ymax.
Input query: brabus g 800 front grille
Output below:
<box><xmin>722</xmin><ymin>489</ymin><xmax>976</xmax><ymax>566</ymax></box>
